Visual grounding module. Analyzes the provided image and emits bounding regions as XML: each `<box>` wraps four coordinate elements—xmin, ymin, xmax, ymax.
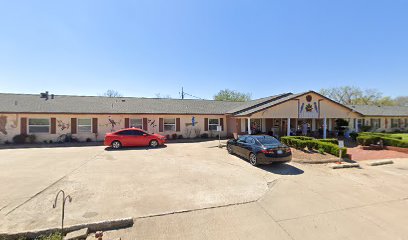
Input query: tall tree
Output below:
<box><xmin>319</xmin><ymin>86</ymin><xmax>396</xmax><ymax>106</ymax></box>
<box><xmin>394</xmin><ymin>96</ymin><xmax>408</xmax><ymax>106</ymax></box>
<box><xmin>101</xmin><ymin>89</ymin><xmax>123</xmax><ymax>98</ymax></box>
<box><xmin>213</xmin><ymin>89</ymin><xmax>252</xmax><ymax>102</ymax></box>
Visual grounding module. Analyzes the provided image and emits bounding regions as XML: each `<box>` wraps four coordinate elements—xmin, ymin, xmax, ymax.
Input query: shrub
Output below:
<box><xmin>280</xmin><ymin>136</ymin><xmax>346</xmax><ymax>157</ymax></box>
<box><xmin>86</xmin><ymin>138</ymin><xmax>92</xmax><ymax>142</ymax></box>
<box><xmin>318</xmin><ymin>148</ymin><xmax>325</xmax><ymax>154</ymax></box>
<box><xmin>4</xmin><ymin>140</ymin><xmax>10</xmax><ymax>144</ymax></box>
<box><xmin>317</xmin><ymin>138</ymin><xmax>338</xmax><ymax>144</ymax></box>
<box><xmin>171</xmin><ymin>133</ymin><xmax>178</xmax><ymax>139</ymax></box>
<box><xmin>200</xmin><ymin>133</ymin><xmax>209</xmax><ymax>138</ymax></box>
<box><xmin>349</xmin><ymin>132</ymin><xmax>358</xmax><ymax>141</ymax></box>
<box><xmin>13</xmin><ymin>134</ymin><xmax>28</xmax><ymax>144</ymax></box>
<box><xmin>49</xmin><ymin>140</ymin><xmax>53</xmax><ymax>144</ymax></box>
<box><xmin>360</xmin><ymin>125</ymin><xmax>372</xmax><ymax>132</ymax></box>
<box><xmin>27</xmin><ymin>134</ymin><xmax>36</xmax><ymax>143</ymax></box>
<box><xmin>356</xmin><ymin>135</ymin><xmax>381</xmax><ymax>146</ymax></box>
<box><xmin>165</xmin><ymin>134</ymin><xmax>170</xmax><ymax>140</ymax></box>
<box><xmin>178</xmin><ymin>134</ymin><xmax>184</xmax><ymax>139</ymax></box>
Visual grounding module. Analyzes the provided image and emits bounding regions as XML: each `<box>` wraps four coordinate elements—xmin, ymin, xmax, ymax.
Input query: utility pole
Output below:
<box><xmin>181</xmin><ymin>87</ymin><xmax>184</xmax><ymax>99</ymax></box>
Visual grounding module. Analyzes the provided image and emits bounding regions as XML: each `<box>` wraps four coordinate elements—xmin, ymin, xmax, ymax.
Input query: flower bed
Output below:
<box><xmin>281</xmin><ymin>136</ymin><xmax>346</xmax><ymax>157</ymax></box>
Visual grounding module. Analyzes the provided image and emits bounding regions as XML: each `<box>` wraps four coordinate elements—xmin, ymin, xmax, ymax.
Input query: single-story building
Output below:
<box><xmin>0</xmin><ymin>90</ymin><xmax>407</xmax><ymax>143</ymax></box>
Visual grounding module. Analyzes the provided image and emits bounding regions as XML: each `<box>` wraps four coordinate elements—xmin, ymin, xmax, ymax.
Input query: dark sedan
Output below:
<box><xmin>227</xmin><ymin>135</ymin><xmax>292</xmax><ymax>166</ymax></box>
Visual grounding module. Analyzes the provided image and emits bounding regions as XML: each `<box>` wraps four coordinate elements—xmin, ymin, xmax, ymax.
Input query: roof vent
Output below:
<box><xmin>40</xmin><ymin>91</ymin><xmax>49</xmax><ymax>100</ymax></box>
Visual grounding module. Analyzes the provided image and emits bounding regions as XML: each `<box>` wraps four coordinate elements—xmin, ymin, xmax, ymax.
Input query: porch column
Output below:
<box><xmin>328</xmin><ymin>119</ymin><xmax>332</xmax><ymax>131</ymax></box>
<box><xmin>247</xmin><ymin>117</ymin><xmax>251</xmax><ymax>135</ymax></box>
<box><xmin>323</xmin><ymin>116</ymin><xmax>327</xmax><ymax>139</ymax></box>
<box><xmin>287</xmin><ymin>118</ymin><xmax>291</xmax><ymax>136</ymax></box>
<box><xmin>355</xmin><ymin>118</ymin><xmax>359</xmax><ymax>132</ymax></box>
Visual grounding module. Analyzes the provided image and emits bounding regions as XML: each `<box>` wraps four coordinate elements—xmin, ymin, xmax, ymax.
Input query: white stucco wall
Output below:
<box><xmin>0</xmin><ymin>113</ymin><xmax>227</xmax><ymax>143</ymax></box>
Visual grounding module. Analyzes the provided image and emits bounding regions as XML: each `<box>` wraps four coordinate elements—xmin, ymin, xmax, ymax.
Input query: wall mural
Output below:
<box><xmin>100</xmin><ymin>116</ymin><xmax>122</xmax><ymax>132</ymax></box>
<box><xmin>0</xmin><ymin>115</ymin><xmax>7</xmax><ymax>135</ymax></box>
<box><xmin>299</xmin><ymin>95</ymin><xmax>319</xmax><ymax>118</ymax></box>
<box><xmin>147</xmin><ymin>119</ymin><xmax>157</xmax><ymax>133</ymax></box>
<box><xmin>57</xmin><ymin>120</ymin><xmax>70</xmax><ymax>131</ymax></box>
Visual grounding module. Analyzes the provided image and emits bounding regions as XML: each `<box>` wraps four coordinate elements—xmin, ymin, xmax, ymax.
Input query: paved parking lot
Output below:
<box><xmin>1</xmin><ymin>141</ymin><xmax>408</xmax><ymax>239</ymax></box>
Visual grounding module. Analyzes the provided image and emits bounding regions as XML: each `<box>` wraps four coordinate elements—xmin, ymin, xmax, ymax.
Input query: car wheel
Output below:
<box><xmin>150</xmin><ymin>140</ymin><xmax>159</xmax><ymax>148</ymax></box>
<box><xmin>227</xmin><ymin>144</ymin><xmax>234</xmax><ymax>154</ymax></box>
<box><xmin>111</xmin><ymin>140</ymin><xmax>122</xmax><ymax>149</ymax></box>
<box><xmin>249</xmin><ymin>153</ymin><xmax>258</xmax><ymax>166</ymax></box>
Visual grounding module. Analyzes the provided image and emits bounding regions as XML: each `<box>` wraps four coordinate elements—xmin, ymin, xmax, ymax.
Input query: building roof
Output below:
<box><xmin>347</xmin><ymin>105</ymin><xmax>408</xmax><ymax>117</ymax></box>
<box><xmin>0</xmin><ymin>93</ymin><xmax>243</xmax><ymax>115</ymax></box>
<box><xmin>1</xmin><ymin>92</ymin><xmax>407</xmax><ymax>117</ymax></box>
<box><xmin>225</xmin><ymin>93</ymin><xmax>293</xmax><ymax>114</ymax></box>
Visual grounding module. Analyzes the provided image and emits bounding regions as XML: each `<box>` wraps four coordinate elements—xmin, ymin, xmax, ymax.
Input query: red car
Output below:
<box><xmin>104</xmin><ymin>128</ymin><xmax>166</xmax><ymax>149</ymax></box>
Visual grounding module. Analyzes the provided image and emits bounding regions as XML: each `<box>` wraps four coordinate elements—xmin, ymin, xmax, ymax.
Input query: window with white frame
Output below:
<box><xmin>164</xmin><ymin>118</ymin><xmax>176</xmax><ymax>131</ymax></box>
<box><xmin>130</xmin><ymin>118</ymin><xmax>143</xmax><ymax>129</ymax></box>
<box><xmin>208</xmin><ymin>118</ymin><xmax>219</xmax><ymax>131</ymax></box>
<box><xmin>391</xmin><ymin>119</ymin><xmax>400</xmax><ymax>128</ymax></box>
<box><xmin>28</xmin><ymin>118</ymin><xmax>50</xmax><ymax>133</ymax></box>
<box><xmin>78</xmin><ymin>118</ymin><xmax>92</xmax><ymax>133</ymax></box>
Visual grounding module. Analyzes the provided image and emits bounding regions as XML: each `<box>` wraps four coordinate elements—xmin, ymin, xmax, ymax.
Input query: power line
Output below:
<box><xmin>179</xmin><ymin>87</ymin><xmax>205</xmax><ymax>100</ymax></box>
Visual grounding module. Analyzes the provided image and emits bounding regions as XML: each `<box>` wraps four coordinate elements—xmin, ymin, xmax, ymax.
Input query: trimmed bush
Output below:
<box><xmin>357</xmin><ymin>132</ymin><xmax>408</xmax><ymax>148</ymax></box>
<box><xmin>200</xmin><ymin>133</ymin><xmax>209</xmax><ymax>138</ymax></box>
<box><xmin>281</xmin><ymin>136</ymin><xmax>346</xmax><ymax>157</ymax></box>
<box><xmin>171</xmin><ymin>133</ymin><xmax>178</xmax><ymax>139</ymax></box>
<box><xmin>12</xmin><ymin>134</ymin><xmax>36</xmax><ymax>144</ymax></box>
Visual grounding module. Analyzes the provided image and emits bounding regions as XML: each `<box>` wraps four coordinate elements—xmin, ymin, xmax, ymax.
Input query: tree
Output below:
<box><xmin>155</xmin><ymin>93</ymin><xmax>172</xmax><ymax>99</ymax></box>
<box><xmin>213</xmin><ymin>89</ymin><xmax>251</xmax><ymax>102</ymax></box>
<box><xmin>394</xmin><ymin>96</ymin><xmax>408</xmax><ymax>106</ymax></box>
<box><xmin>101</xmin><ymin>89</ymin><xmax>123</xmax><ymax>98</ymax></box>
<box><xmin>319</xmin><ymin>86</ymin><xmax>396</xmax><ymax>106</ymax></box>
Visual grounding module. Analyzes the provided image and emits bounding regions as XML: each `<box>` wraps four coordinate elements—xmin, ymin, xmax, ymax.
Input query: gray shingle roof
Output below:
<box><xmin>225</xmin><ymin>93</ymin><xmax>293</xmax><ymax>114</ymax></box>
<box><xmin>0</xmin><ymin>93</ymin><xmax>243</xmax><ymax>115</ymax></box>
<box><xmin>347</xmin><ymin>105</ymin><xmax>408</xmax><ymax>117</ymax></box>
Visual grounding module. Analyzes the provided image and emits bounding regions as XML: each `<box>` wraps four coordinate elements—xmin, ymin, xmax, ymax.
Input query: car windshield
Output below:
<box><xmin>254</xmin><ymin>136</ymin><xmax>280</xmax><ymax>145</ymax></box>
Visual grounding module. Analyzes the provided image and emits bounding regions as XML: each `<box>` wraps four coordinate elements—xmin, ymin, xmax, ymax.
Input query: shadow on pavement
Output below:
<box><xmin>258</xmin><ymin>163</ymin><xmax>304</xmax><ymax>175</ymax></box>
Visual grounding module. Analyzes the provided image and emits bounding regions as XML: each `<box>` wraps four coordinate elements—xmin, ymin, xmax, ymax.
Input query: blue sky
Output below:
<box><xmin>0</xmin><ymin>0</ymin><xmax>407</xmax><ymax>99</ymax></box>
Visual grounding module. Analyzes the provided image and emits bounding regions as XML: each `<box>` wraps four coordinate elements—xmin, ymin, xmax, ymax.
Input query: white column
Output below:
<box><xmin>287</xmin><ymin>118</ymin><xmax>291</xmax><ymax>136</ymax></box>
<box><xmin>247</xmin><ymin>117</ymin><xmax>251</xmax><ymax>135</ymax></box>
<box><xmin>328</xmin><ymin>119</ymin><xmax>332</xmax><ymax>131</ymax></box>
<box><xmin>355</xmin><ymin>118</ymin><xmax>359</xmax><ymax>132</ymax></box>
<box><xmin>323</xmin><ymin>116</ymin><xmax>327</xmax><ymax>139</ymax></box>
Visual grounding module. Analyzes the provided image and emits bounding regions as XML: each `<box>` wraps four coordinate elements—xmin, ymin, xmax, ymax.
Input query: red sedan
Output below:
<box><xmin>104</xmin><ymin>128</ymin><xmax>166</xmax><ymax>149</ymax></box>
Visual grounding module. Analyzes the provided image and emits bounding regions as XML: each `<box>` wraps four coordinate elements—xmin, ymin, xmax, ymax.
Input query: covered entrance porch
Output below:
<box><xmin>227</xmin><ymin>91</ymin><xmax>362</xmax><ymax>139</ymax></box>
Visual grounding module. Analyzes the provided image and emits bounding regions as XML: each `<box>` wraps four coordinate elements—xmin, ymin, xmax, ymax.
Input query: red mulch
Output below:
<box><xmin>347</xmin><ymin>146</ymin><xmax>408</xmax><ymax>161</ymax></box>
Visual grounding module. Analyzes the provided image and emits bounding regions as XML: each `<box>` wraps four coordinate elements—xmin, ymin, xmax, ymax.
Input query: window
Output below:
<box><xmin>237</xmin><ymin>136</ymin><xmax>247</xmax><ymax>143</ymax></box>
<box><xmin>391</xmin><ymin>119</ymin><xmax>400</xmax><ymax>128</ymax></box>
<box><xmin>370</xmin><ymin>119</ymin><xmax>381</xmax><ymax>130</ymax></box>
<box><xmin>118</xmin><ymin>130</ymin><xmax>145</xmax><ymax>136</ymax></box>
<box><xmin>164</xmin><ymin>118</ymin><xmax>176</xmax><ymax>131</ymax></box>
<box><xmin>28</xmin><ymin>118</ymin><xmax>50</xmax><ymax>133</ymax></box>
<box><xmin>78</xmin><ymin>118</ymin><xmax>92</xmax><ymax>133</ymax></box>
<box><xmin>208</xmin><ymin>119</ymin><xmax>219</xmax><ymax>131</ymax></box>
<box><xmin>130</xmin><ymin>118</ymin><xmax>143</xmax><ymax>129</ymax></box>
<box><xmin>245</xmin><ymin>137</ymin><xmax>255</xmax><ymax>144</ymax></box>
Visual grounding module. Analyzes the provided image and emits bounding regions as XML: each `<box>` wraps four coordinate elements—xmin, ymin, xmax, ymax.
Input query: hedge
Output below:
<box><xmin>356</xmin><ymin>132</ymin><xmax>408</xmax><ymax>148</ymax></box>
<box><xmin>281</xmin><ymin>136</ymin><xmax>346</xmax><ymax>157</ymax></box>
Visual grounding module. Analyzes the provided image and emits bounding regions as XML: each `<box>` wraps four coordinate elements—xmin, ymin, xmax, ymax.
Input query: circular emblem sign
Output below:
<box><xmin>306</xmin><ymin>95</ymin><xmax>312</xmax><ymax>102</ymax></box>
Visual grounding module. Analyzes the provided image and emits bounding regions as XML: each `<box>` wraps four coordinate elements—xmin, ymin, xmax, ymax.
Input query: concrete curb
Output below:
<box><xmin>293</xmin><ymin>158</ymin><xmax>338</xmax><ymax>164</ymax></box>
<box><xmin>0</xmin><ymin>217</ymin><xmax>133</xmax><ymax>240</ymax></box>
<box><xmin>329</xmin><ymin>163</ymin><xmax>360</xmax><ymax>169</ymax></box>
<box><xmin>367</xmin><ymin>160</ymin><xmax>394</xmax><ymax>166</ymax></box>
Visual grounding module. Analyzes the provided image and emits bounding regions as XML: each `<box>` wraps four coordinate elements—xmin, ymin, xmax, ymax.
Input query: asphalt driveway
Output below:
<box><xmin>1</xmin><ymin>141</ymin><xmax>408</xmax><ymax>240</ymax></box>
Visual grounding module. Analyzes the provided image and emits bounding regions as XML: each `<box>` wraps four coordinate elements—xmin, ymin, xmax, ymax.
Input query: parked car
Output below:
<box><xmin>226</xmin><ymin>135</ymin><xmax>291</xmax><ymax>166</ymax></box>
<box><xmin>104</xmin><ymin>128</ymin><xmax>166</xmax><ymax>149</ymax></box>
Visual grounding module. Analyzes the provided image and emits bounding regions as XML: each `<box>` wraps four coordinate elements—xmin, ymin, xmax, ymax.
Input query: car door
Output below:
<box><xmin>235</xmin><ymin>136</ymin><xmax>247</xmax><ymax>156</ymax></box>
<box><xmin>241</xmin><ymin>137</ymin><xmax>255</xmax><ymax>158</ymax></box>
<box><xmin>127</xmin><ymin>130</ymin><xmax>148</xmax><ymax>147</ymax></box>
